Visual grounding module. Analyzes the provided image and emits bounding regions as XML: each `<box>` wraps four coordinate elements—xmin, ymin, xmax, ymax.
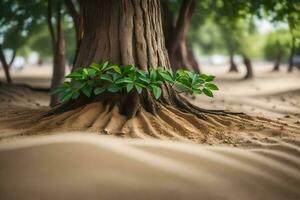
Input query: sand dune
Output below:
<box><xmin>0</xmin><ymin>134</ymin><xmax>299</xmax><ymax>200</ymax></box>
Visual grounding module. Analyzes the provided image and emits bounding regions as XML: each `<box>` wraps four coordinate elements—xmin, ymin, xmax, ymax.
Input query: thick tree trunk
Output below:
<box><xmin>272</xmin><ymin>53</ymin><xmax>282</xmax><ymax>72</ymax></box>
<box><xmin>288</xmin><ymin>37</ymin><xmax>295</xmax><ymax>73</ymax></box>
<box><xmin>0</xmin><ymin>45</ymin><xmax>12</xmax><ymax>84</ymax></box>
<box><xmin>73</xmin><ymin>0</ymin><xmax>171</xmax><ymax>117</ymax></box>
<box><xmin>48</xmin><ymin>1</ymin><xmax>66</xmax><ymax>106</ymax></box>
<box><xmin>243</xmin><ymin>56</ymin><xmax>253</xmax><ymax>79</ymax></box>
<box><xmin>40</xmin><ymin>0</ymin><xmax>245</xmax><ymax>141</ymax></box>
<box><xmin>228</xmin><ymin>51</ymin><xmax>238</xmax><ymax>72</ymax></box>
<box><xmin>163</xmin><ymin>0</ymin><xmax>200</xmax><ymax>73</ymax></box>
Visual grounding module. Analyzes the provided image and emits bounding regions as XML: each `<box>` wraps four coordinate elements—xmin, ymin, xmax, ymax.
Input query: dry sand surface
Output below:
<box><xmin>0</xmin><ymin>134</ymin><xmax>300</xmax><ymax>200</ymax></box>
<box><xmin>0</xmin><ymin>63</ymin><xmax>300</xmax><ymax>199</ymax></box>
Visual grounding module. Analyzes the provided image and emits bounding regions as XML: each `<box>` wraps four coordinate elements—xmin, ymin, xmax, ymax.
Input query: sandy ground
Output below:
<box><xmin>0</xmin><ymin>63</ymin><xmax>300</xmax><ymax>199</ymax></box>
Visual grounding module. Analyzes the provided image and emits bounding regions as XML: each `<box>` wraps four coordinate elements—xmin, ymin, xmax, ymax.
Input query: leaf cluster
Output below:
<box><xmin>52</xmin><ymin>62</ymin><xmax>219</xmax><ymax>103</ymax></box>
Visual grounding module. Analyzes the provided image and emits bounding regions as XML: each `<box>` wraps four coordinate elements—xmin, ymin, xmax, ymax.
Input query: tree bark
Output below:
<box><xmin>272</xmin><ymin>52</ymin><xmax>282</xmax><ymax>72</ymax></box>
<box><xmin>48</xmin><ymin>0</ymin><xmax>66</xmax><ymax>106</ymax></box>
<box><xmin>243</xmin><ymin>56</ymin><xmax>253</xmax><ymax>79</ymax></box>
<box><xmin>288</xmin><ymin>37</ymin><xmax>295</xmax><ymax>73</ymax></box>
<box><xmin>163</xmin><ymin>0</ymin><xmax>200</xmax><ymax>73</ymax></box>
<box><xmin>228</xmin><ymin>50</ymin><xmax>238</xmax><ymax>72</ymax></box>
<box><xmin>0</xmin><ymin>45</ymin><xmax>12</xmax><ymax>84</ymax></box>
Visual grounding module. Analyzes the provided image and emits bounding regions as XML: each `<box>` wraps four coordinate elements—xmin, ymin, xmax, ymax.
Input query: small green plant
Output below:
<box><xmin>52</xmin><ymin>62</ymin><xmax>219</xmax><ymax>103</ymax></box>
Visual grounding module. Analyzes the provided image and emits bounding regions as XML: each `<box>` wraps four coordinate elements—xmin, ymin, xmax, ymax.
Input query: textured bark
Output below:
<box><xmin>0</xmin><ymin>45</ymin><xmax>12</xmax><ymax>84</ymax></box>
<box><xmin>243</xmin><ymin>56</ymin><xmax>253</xmax><ymax>79</ymax></box>
<box><xmin>50</xmin><ymin>0</ymin><xmax>210</xmax><ymax>119</ymax></box>
<box><xmin>228</xmin><ymin>51</ymin><xmax>238</xmax><ymax>72</ymax></box>
<box><xmin>48</xmin><ymin>0</ymin><xmax>66</xmax><ymax>106</ymax></box>
<box><xmin>272</xmin><ymin>53</ymin><xmax>282</xmax><ymax>72</ymax></box>
<box><xmin>163</xmin><ymin>0</ymin><xmax>200</xmax><ymax>73</ymax></box>
<box><xmin>288</xmin><ymin>37</ymin><xmax>295</xmax><ymax>73</ymax></box>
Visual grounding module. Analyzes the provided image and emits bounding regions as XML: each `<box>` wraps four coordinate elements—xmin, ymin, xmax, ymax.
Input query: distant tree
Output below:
<box><xmin>162</xmin><ymin>0</ymin><xmax>200</xmax><ymax>73</ymax></box>
<box><xmin>0</xmin><ymin>0</ymin><xmax>45</xmax><ymax>83</ymax></box>
<box><xmin>47</xmin><ymin>0</ymin><xmax>69</xmax><ymax>106</ymax></box>
<box><xmin>258</xmin><ymin>0</ymin><xmax>300</xmax><ymax>72</ymax></box>
<box><xmin>213</xmin><ymin>0</ymin><xmax>256</xmax><ymax>78</ymax></box>
<box><xmin>264</xmin><ymin>30</ymin><xmax>292</xmax><ymax>71</ymax></box>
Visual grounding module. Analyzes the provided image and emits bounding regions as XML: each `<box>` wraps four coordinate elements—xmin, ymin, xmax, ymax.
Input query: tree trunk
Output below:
<box><xmin>64</xmin><ymin>0</ymin><xmax>83</xmax><ymax>66</ymax></box>
<box><xmin>288</xmin><ymin>37</ymin><xmax>295</xmax><ymax>73</ymax></box>
<box><xmin>272</xmin><ymin>52</ymin><xmax>282</xmax><ymax>72</ymax></box>
<box><xmin>243</xmin><ymin>56</ymin><xmax>253</xmax><ymax>79</ymax></box>
<box><xmin>228</xmin><ymin>51</ymin><xmax>238</xmax><ymax>72</ymax></box>
<box><xmin>163</xmin><ymin>0</ymin><xmax>200</xmax><ymax>73</ymax></box>
<box><xmin>40</xmin><ymin>0</ymin><xmax>245</xmax><ymax>141</ymax></box>
<box><xmin>0</xmin><ymin>45</ymin><xmax>12</xmax><ymax>84</ymax></box>
<box><xmin>48</xmin><ymin>0</ymin><xmax>66</xmax><ymax>106</ymax></box>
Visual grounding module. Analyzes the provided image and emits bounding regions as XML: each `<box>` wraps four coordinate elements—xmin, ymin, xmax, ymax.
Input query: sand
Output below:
<box><xmin>0</xmin><ymin>63</ymin><xmax>300</xmax><ymax>199</ymax></box>
<box><xmin>0</xmin><ymin>134</ymin><xmax>299</xmax><ymax>200</ymax></box>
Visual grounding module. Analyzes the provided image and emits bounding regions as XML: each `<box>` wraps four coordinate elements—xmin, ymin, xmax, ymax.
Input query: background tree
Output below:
<box><xmin>162</xmin><ymin>0</ymin><xmax>200</xmax><ymax>73</ymax></box>
<box><xmin>0</xmin><ymin>0</ymin><xmax>45</xmax><ymax>83</ymax></box>
<box><xmin>263</xmin><ymin>30</ymin><xmax>292</xmax><ymax>71</ymax></box>
<box><xmin>259</xmin><ymin>0</ymin><xmax>300</xmax><ymax>72</ymax></box>
<box><xmin>47</xmin><ymin>0</ymin><xmax>67</xmax><ymax>106</ymax></box>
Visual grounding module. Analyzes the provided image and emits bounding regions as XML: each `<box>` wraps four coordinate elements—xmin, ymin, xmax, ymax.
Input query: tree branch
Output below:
<box><xmin>47</xmin><ymin>0</ymin><xmax>56</xmax><ymax>50</ymax></box>
<box><xmin>0</xmin><ymin>45</ymin><xmax>12</xmax><ymax>83</ymax></box>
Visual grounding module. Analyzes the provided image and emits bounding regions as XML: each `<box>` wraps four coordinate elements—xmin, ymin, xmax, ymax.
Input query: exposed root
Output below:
<box><xmin>1</xmin><ymin>99</ymin><xmax>299</xmax><ymax>147</ymax></box>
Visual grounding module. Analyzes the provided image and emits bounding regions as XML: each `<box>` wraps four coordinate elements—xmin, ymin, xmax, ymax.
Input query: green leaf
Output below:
<box><xmin>137</xmin><ymin>74</ymin><xmax>150</xmax><ymax>83</ymax></box>
<box><xmin>158</xmin><ymin>71</ymin><xmax>174</xmax><ymax>83</ymax></box>
<box><xmin>66</xmin><ymin>71</ymin><xmax>83</xmax><ymax>79</ymax></box>
<box><xmin>135</xmin><ymin>84</ymin><xmax>143</xmax><ymax>94</ymax></box>
<box><xmin>150</xmin><ymin>69</ymin><xmax>157</xmax><ymax>81</ymax></box>
<box><xmin>81</xmin><ymin>85</ymin><xmax>92</xmax><ymax>97</ymax></box>
<box><xmin>200</xmin><ymin>74</ymin><xmax>215</xmax><ymax>82</ymax></box>
<box><xmin>87</xmin><ymin>68</ymin><xmax>97</xmax><ymax>77</ymax></box>
<box><xmin>50</xmin><ymin>87</ymin><xmax>65</xmax><ymax>95</ymax></box>
<box><xmin>102</xmin><ymin>61</ymin><xmax>109</xmax><ymax>70</ymax></box>
<box><xmin>59</xmin><ymin>91</ymin><xmax>73</xmax><ymax>103</ymax></box>
<box><xmin>94</xmin><ymin>87</ymin><xmax>106</xmax><ymax>95</ymax></box>
<box><xmin>113</xmin><ymin>65</ymin><xmax>122</xmax><ymax>74</ymax></box>
<box><xmin>100</xmin><ymin>74</ymin><xmax>113</xmax><ymax>82</ymax></box>
<box><xmin>72</xmin><ymin>91</ymin><xmax>80</xmax><ymax>99</ymax></box>
<box><xmin>90</xmin><ymin>63</ymin><xmax>101</xmax><ymax>71</ymax></box>
<box><xmin>152</xmin><ymin>85</ymin><xmax>162</xmax><ymax>99</ymax></box>
<box><xmin>83</xmin><ymin>68</ymin><xmax>89</xmax><ymax>75</ymax></box>
<box><xmin>203</xmin><ymin>88</ymin><xmax>213</xmax><ymax>97</ymax></box>
<box><xmin>205</xmin><ymin>83</ymin><xmax>219</xmax><ymax>90</ymax></box>
<box><xmin>107</xmin><ymin>84</ymin><xmax>120</xmax><ymax>93</ymax></box>
<box><xmin>115</xmin><ymin>77</ymin><xmax>133</xmax><ymax>84</ymax></box>
<box><xmin>126</xmin><ymin>83</ymin><xmax>134</xmax><ymax>92</ymax></box>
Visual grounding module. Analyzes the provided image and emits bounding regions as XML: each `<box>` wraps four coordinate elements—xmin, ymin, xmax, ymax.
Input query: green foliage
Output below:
<box><xmin>52</xmin><ymin>62</ymin><xmax>219</xmax><ymax>103</ymax></box>
<box><xmin>263</xmin><ymin>29</ymin><xmax>292</xmax><ymax>60</ymax></box>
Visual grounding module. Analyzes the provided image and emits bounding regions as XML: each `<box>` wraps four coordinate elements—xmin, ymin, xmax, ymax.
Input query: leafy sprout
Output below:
<box><xmin>52</xmin><ymin>62</ymin><xmax>219</xmax><ymax>103</ymax></box>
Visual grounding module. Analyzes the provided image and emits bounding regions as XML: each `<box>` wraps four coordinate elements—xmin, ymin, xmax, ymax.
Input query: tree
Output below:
<box><xmin>64</xmin><ymin>0</ymin><xmax>83</xmax><ymax>66</ymax></box>
<box><xmin>258</xmin><ymin>0</ymin><xmax>300</xmax><ymax>72</ymax></box>
<box><xmin>47</xmin><ymin>0</ymin><xmax>66</xmax><ymax>106</ymax></box>
<box><xmin>213</xmin><ymin>0</ymin><xmax>255</xmax><ymax>79</ymax></box>
<box><xmin>162</xmin><ymin>0</ymin><xmax>200</xmax><ymax>73</ymax></box>
<box><xmin>0</xmin><ymin>0</ymin><xmax>45</xmax><ymax>83</ymax></box>
<box><xmin>46</xmin><ymin>0</ymin><xmax>235</xmax><ymax>138</ymax></box>
<box><xmin>264</xmin><ymin>30</ymin><xmax>291</xmax><ymax>71</ymax></box>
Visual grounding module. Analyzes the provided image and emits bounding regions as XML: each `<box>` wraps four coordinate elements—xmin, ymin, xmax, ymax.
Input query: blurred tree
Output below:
<box><xmin>259</xmin><ymin>0</ymin><xmax>300</xmax><ymax>72</ymax></box>
<box><xmin>47</xmin><ymin>0</ymin><xmax>66</xmax><ymax>106</ymax></box>
<box><xmin>213</xmin><ymin>0</ymin><xmax>256</xmax><ymax>78</ymax></box>
<box><xmin>162</xmin><ymin>0</ymin><xmax>200</xmax><ymax>73</ymax></box>
<box><xmin>264</xmin><ymin>30</ymin><xmax>292</xmax><ymax>71</ymax></box>
<box><xmin>64</xmin><ymin>0</ymin><xmax>83</xmax><ymax>66</ymax></box>
<box><xmin>0</xmin><ymin>0</ymin><xmax>46</xmax><ymax>83</ymax></box>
